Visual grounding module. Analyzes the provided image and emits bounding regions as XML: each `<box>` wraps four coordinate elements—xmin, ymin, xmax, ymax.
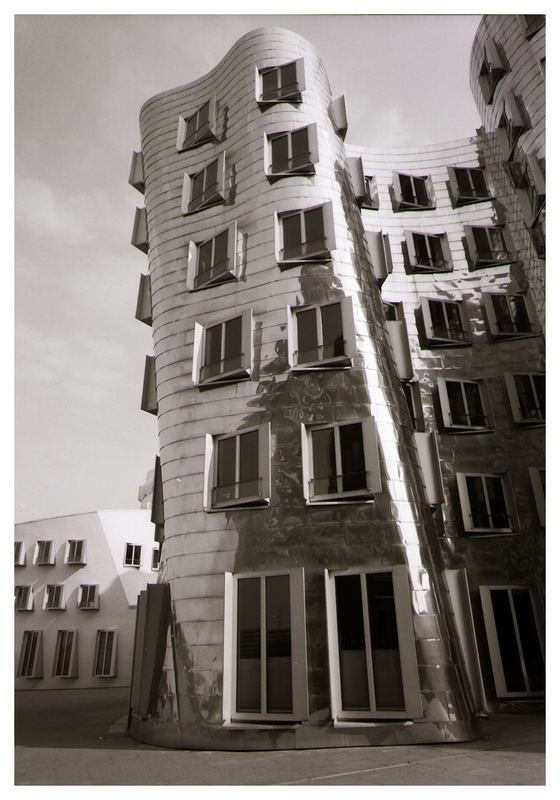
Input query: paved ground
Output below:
<box><xmin>14</xmin><ymin>688</ymin><xmax>545</xmax><ymax>785</ymax></box>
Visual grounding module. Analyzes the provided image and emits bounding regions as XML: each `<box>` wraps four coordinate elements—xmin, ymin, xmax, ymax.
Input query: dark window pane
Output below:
<box><xmin>335</xmin><ymin>575</ymin><xmax>369</xmax><ymax>710</ymax></box>
<box><xmin>271</xmin><ymin>134</ymin><xmax>290</xmax><ymax>172</ymax></box>
<box><xmin>493</xmin><ymin>295</ymin><xmax>514</xmax><ymax>332</ymax></box>
<box><xmin>266</xmin><ymin>575</ymin><xmax>292</xmax><ymax>713</ymax></box>
<box><xmin>515</xmin><ymin>375</ymin><xmax>541</xmax><ymax>420</ymax></box>
<box><xmin>186</xmin><ymin>114</ymin><xmax>198</xmax><ymax>142</ymax></box>
<box><xmin>427</xmin><ymin>236</ymin><xmax>445</xmax><ymax>268</ymax></box>
<box><xmin>509</xmin><ymin>296</ymin><xmax>531</xmax><ymax>333</ymax></box>
<box><xmin>447</xmin><ymin>381</ymin><xmax>468</xmax><ymax>426</ymax></box>
<box><xmin>490</xmin><ymin>590</ymin><xmax>525</xmax><ymax>693</ymax></box>
<box><xmin>191</xmin><ymin>171</ymin><xmax>205</xmax><ymax>205</ymax></box>
<box><xmin>312</xmin><ymin>427</ymin><xmax>337</xmax><ymax>495</ymax></box>
<box><xmin>487</xmin><ymin>228</ymin><xmax>507</xmax><ymax>259</ymax></box>
<box><xmin>463</xmin><ymin>382</ymin><xmax>485</xmax><ymax>427</ymax></box>
<box><xmin>486</xmin><ymin>477</ymin><xmax>509</xmax><ymax>528</ymax></box>
<box><xmin>296</xmin><ymin>308</ymin><xmax>318</xmax><ymax>364</ymax></box>
<box><xmin>413</xmin><ymin>234</ymin><xmax>431</xmax><ymax>266</ymax></box>
<box><xmin>471</xmin><ymin>169</ymin><xmax>488</xmax><ymax>197</ymax></box>
<box><xmin>213</xmin><ymin>230</ymin><xmax>229</xmax><ymax>272</ymax></box>
<box><xmin>239</xmin><ymin>430</ymin><xmax>259</xmax><ymax>497</ymax></box>
<box><xmin>466</xmin><ymin>476</ymin><xmax>490</xmax><ymax>528</ymax></box>
<box><xmin>261</xmin><ymin>68</ymin><xmax>278</xmax><ymax>100</ymax></box>
<box><xmin>197</xmin><ymin>101</ymin><xmax>210</xmax><ymax>130</ymax></box>
<box><xmin>303</xmin><ymin>207</ymin><xmax>325</xmax><ymax>255</ymax></box>
<box><xmin>224</xmin><ymin>316</ymin><xmax>243</xmax><ymax>372</ymax></box>
<box><xmin>413</xmin><ymin>176</ymin><xmax>429</xmax><ymax>206</ymax></box>
<box><xmin>533</xmin><ymin>375</ymin><xmax>545</xmax><ymax>418</ymax></box>
<box><xmin>217</xmin><ymin>436</ymin><xmax>237</xmax><ymax>498</ymax></box>
<box><xmin>237</xmin><ymin>578</ymin><xmax>261</xmax><ymax>712</ymax></box>
<box><xmin>282</xmin><ymin>214</ymin><xmax>302</xmax><ymax>258</ymax></box>
<box><xmin>473</xmin><ymin>227</ymin><xmax>492</xmax><ymax>259</ymax></box>
<box><xmin>280</xmin><ymin>62</ymin><xmax>297</xmax><ymax>93</ymax></box>
<box><xmin>455</xmin><ymin>168</ymin><xmax>474</xmax><ymax>197</ymax></box>
<box><xmin>321</xmin><ymin>303</ymin><xmax>345</xmax><ymax>358</ymax></box>
<box><xmin>512</xmin><ymin>590</ymin><xmax>545</xmax><ymax>691</ymax></box>
<box><xmin>291</xmin><ymin>128</ymin><xmax>309</xmax><ymax>168</ymax></box>
<box><xmin>399</xmin><ymin>174</ymin><xmax>414</xmax><ymax>204</ymax></box>
<box><xmin>339</xmin><ymin>423</ymin><xmax>366</xmax><ymax>492</ymax></box>
<box><xmin>205</xmin><ymin>159</ymin><xmax>218</xmax><ymax>195</ymax></box>
<box><xmin>445</xmin><ymin>303</ymin><xmax>465</xmax><ymax>339</ymax></box>
<box><xmin>205</xmin><ymin>324</ymin><xmax>222</xmax><ymax>378</ymax></box>
<box><xmin>429</xmin><ymin>301</ymin><xmax>447</xmax><ymax>337</ymax></box>
<box><xmin>366</xmin><ymin>572</ymin><xmax>405</xmax><ymax>710</ymax></box>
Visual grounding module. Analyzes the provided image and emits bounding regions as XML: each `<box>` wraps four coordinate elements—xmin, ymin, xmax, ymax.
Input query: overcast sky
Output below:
<box><xmin>14</xmin><ymin>12</ymin><xmax>485</xmax><ymax>523</ymax></box>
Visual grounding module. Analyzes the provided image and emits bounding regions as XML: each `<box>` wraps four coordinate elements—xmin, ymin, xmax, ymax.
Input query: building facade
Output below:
<box><xmin>15</xmin><ymin>510</ymin><xmax>160</xmax><ymax>689</ymax></box>
<box><xmin>128</xmin><ymin>17</ymin><xmax>545</xmax><ymax>750</ymax></box>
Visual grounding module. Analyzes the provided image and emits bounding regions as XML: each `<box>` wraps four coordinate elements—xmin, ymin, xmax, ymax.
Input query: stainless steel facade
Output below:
<box><xmin>128</xmin><ymin>20</ymin><xmax>544</xmax><ymax>750</ymax></box>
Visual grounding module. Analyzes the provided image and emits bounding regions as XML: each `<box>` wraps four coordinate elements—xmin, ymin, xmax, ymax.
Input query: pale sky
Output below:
<box><xmin>14</xmin><ymin>12</ymin><xmax>485</xmax><ymax>523</ymax></box>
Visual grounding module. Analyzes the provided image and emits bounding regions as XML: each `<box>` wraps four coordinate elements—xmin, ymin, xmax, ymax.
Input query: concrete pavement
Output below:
<box><xmin>15</xmin><ymin>688</ymin><xmax>545</xmax><ymax>785</ymax></box>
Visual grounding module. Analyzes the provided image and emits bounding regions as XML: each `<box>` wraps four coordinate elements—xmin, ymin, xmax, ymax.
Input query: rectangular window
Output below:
<box><xmin>266</xmin><ymin>123</ymin><xmax>318</xmax><ymax>176</ymax></box>
<box><xmin>383</xmin><ymin>301</ymin><xmax>403</xmax><ymax>322</ymax></box>
<box><xmin>78</xmin><ymin>584</ymin><xmax>99</xmax><ymax>610</ymax></box>
<box><xmin>504</xmin><ymin>374</ymin><xmax>545</xmax><ymax>425</ymax></box>
<box><xmin>420</xmin><ymin>297</ymin><xmax>470</xmax><ymax>346</ymax></box>
<box><xmin>124</xmin><ymin>543</ymin><xmax>142</xmax><ymax>567</ymax></box>
<box><xmin>44</xmin><ymin>584</ymin><xmax>65</xmax><ymax>610</ymax></box>
<box><xmin>257</xmin><ymin>59</ymin><xmax>305</xmax><ymax>104</ymax></box>
<box><xmin>437</xmin><ymin>377</ymin><xmax>492</xmax><ymax>432</ymax></box>
<box><xmin>195</xmin><ymin>310</ymin><xmax>252</xmax><ymax>386</ymax></box>
<box><xmin>448</xmin><ymin>166</ymin><xmax>491</xmax><ymax>205</ymax></box>
<box><xmin>181</xmin><ymin>152</ymin><xmax>226</xmax><ymax>215</ymax></box>
<box><xmin>15</xmin><ymin>585</ymin><xmax>32</xmax><ymax>612</ymax></box>
<box><xmin>17</xmin><ymin>631</ymin><xmax>43</xmax><ymax>678</ymax></box>
<box><xmin>53</xmin><ymin>630</ymin><xmax>78</xmax><ymax>678</ymax></box>
<box><xmin>94</xmin><ymin>630</ymin><xmax>117</xmax><ymax>677</ymax></box>
<box><xmin>480</xmin><ymin>586</ymin><xmax>544</xmax><ymax>697</ymax></box>
<box><xmin>478</xmin><ymin>39</ymin><xmax>507</xmax><ymax>104</ymax></box>
<box><xmin>483</xmin><ymin>293</ymin><xmax>538</xmax><ymax>339</ymax></box>
<box><xmin>152</xmin><ymin>546</ymin><xmax>161</xmax><ymax>571</ymax></box>
<box><xmin>15</xmin><ymin>541</ymin><xmax>25</xmax><ymax>567</ymax></box>
<box><xmin>225</xmin><ymin>569</ymin><xmax>307</xmax><ymax>722</ymax></box>
<box><xmin>457</xmin><ymin>473</ymin><xmax>513</xmax><ymax>533</ymax></box>
<box><xmin>66</xmin><ymin>539</ymin><xmax>86</xmax><ymax>565</ymax></box>
<box><xmin>176</xmin><ymin>96</ymin><xmax>217</xmax><ymax>151</ymax></box>
<box><xmin>276</xmin><ymin>202</ymin><xmax>335</xmax><ymax>266</ymax></box>
<box><xmin>464</xmin><ymin>225</ymin><xmax>516</xmax><ymax>268</ymax></box>
<box><xmin>393</xmin><ymin>172</ymin><xmax>434</xmax><ymax>210</ymax></box>
<box><xmin>325</xmin><ymin>566</ymin><xmax>422</xmax><ymax>720</ymax></box>
<box><xmin>290</xmin><ymin>298</ymin><xmax>355</xmax><ymax>369</ymax></box>
<box><xmin>35</xmin><ymin>540</ymin><xmax>54</xmax><ymax>566</ymax></box>
<box><xmin>208</xmin><ymin>424</ymin><xmax>270</xmax><ymax>510</ymax></box>
<box><xmin>187</xmin><ymin>222</ymin><xmax>237</xmax><ymax>292</ymax></box>
<box><xmin>405</xmin><ymin>231</ymin><xmax>451</xmax><ymax>272</ymax></box>
<box><xmin>302</xmin><ymin>418</ymin><xmax>381</xmax><ymax>503</ymax></box>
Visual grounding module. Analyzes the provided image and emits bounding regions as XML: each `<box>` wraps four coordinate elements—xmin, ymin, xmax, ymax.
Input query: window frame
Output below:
<box><xmin>447</xmin><ymin>166</ymin><xmax>492</xmax><ymax>206</ymax></box>
<box><xmin>477</xmin><ymin>38</ymin><xmax>507</xmax><ymax>104</ymax></box>
<box><xmin>34</xmin><ymin>539</ymin><xmax>54</xmax><ymax>566</ymax></box>
<box><xmin>457</xmin><ymin>472</ymin><xmax>515</xmax><ymax>534</ymax></box>
<box><xmin>15</xmin><ymin>540</ymin><xmax>25</xmax><ymax>567</ymax></box>
<box><xmin>176</xmin><ymin>95</ymin><xmax>217</xmax><ymax>152</ymax></box>
<box><xmin>93</xmin><ymin>629</ymin><xmax>118</xmax><ymax>678</ymax></box>
<box><xmin>192</xmin><ymin>309</ymin><xmax>253</xmax><ymax>388</ymax></box>
<box><xmin>204</xmin><ymin>423</ymin><xmax>271</xmax><ymax>511</ymax></box>
<box><xmin>124</xmin><ymin>543</ymin><xmax>142</xmax><ymax>568</ymax></box>
<box><xmin>275</xmin><ymin>201</ymin><xmax>336</xmax><ymax>268</ymax></box>
<box><xmin>420</xmin><ymin>297</ymin><xmax>471</xmax><ymax>347</ymax></box>
<box><xmin>255</xmin><ymin>59</ymin><xmax>305</xmax><ymax>105</ymax></box>
<box><xmin>17</xmin><ymin>631</ymin><xmax>43</xmax><ymax>678</ymax></box>
<box><xmin>287</xmin><ymin>297</ymin><xmax>356</xmax><ymax>371</ymax></box>
<box><xmin>223</xmin><ymin>568</ymin><xmax>308</xmax><ymax>724</ymax></box>
<box><xmin>181</xmin><ymin>152</ymin><xmax>227</xmax><ymax>215</ymax></box>
<box><xmin>392</xmin><ymin>171</ymin><xmax>435</xmax><ymax>211</ymax></box>
<box><xmin>78</xmin><ymin>584</ymin><xmax>100</xmax><ymax>610</ymax></box>
<box><xmin>464</xmin><ymin>225</ymin><xmax>517</xmax><ymax>269</ymax></box>
<box><xmin>186</xmin><ymin>221</ymin><xmax>238</xmax><ymax>292</ymax></box>
<box><xmin>151</xmin><ymin>546</ymin><xmax>161</xmax><ymax>571</ymax></box>
<box><xmin>504</xmin><ymin>373</ymin><xmax>545</xmax><ymax>426</ymax></box>
<box><xmin>65</xmin><ymin>539</ymin><xmax>87</xmax><ymax>566</ymax></box>
<box><xmin>405</xmin><ymin>230</ymin><xmax>452</xmax><ymax>273</ymax></box>
<box><xmin>53</xmin><ymin>630</ymin><xmax>78</xmax><ymax>678</ymax></box>
<box><xmin>437</xmin><ymin>377</ymin><xmax>493</xmax><ymax>433</ymax></box>
<box><xmin>301</xmin><ymin>417</ymin><xmax>381</xmax><ymax>504</ymax></box>
<box><xmin>264</xmin><ymin>123</ymin><xmax>318</xmax><ymax>177</ymax></box>
<box><xmin>15</xmin><ymin>585</ymin><xmax>33</xmax><ymax>612</ymax></box>
<box><xmin>482</xmin><ymin>292</ymin><xmax>540</xmax><ymax>340</ymax></box>
<box><xmin>324</xmin><ymin>565</ymin><xmax>423</xmax><ymax>721</ymax></box>
<box><xmin>44</xmin><ymin>584</ymin><xmax>65</xmax><ymax>611</ymax></box>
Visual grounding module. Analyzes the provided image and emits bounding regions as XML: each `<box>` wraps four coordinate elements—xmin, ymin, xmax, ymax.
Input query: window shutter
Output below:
<box><xmin>437</xmin><ymin>377</ymin><xmax>453</xmax><ymax>429</ymax></box>
<box><xmin>131</xmin><ymin>207</ymin><xmax>149</xmax><ymax>253</ymax></box>
<box><xmin>227</xmin><ymin>221</ymin><xmax>238</xmax><ymax>278</ymax></box>
<box><xmin>69</xmin><ymin>631</ymin><xmax>79</xmax><ymax>677</ymax></box>
<box><xmin>300</xmin><ymin>423</ymin><xmax>310</xmax><ymax>501</ymax></box>
<box><xmin>128</xmin><ymin>151</ymin><xmax>145</xmax><ymax>193</ymax></box>
<box><xmin>241</xmin><ymin>309</ymin><xmax>253</xmax><ymax>375</ymax></box>
<box><xmin>348</xmin><ymin>156</ymin><xmax>367</xmax><ymax>201</ymax></box>
<box><xmin>141</xmin><ymin>355</ymin><xmax>157</xmax><ymax>415</ymax></box>
<box><xmin>207</xmin><ymin>94</ymin><xmax>217</xmax><ymax>139</ymax></box>
<box><xmin>322</xmin><ymin>201</ymin><xmax>336</xmax><ymax>254</ymax></box>
<box><xmin>307</xmin><ymin>122</ymin><xmax>319</xmax><ymax>166</ymax></box>
<box><xmin>456</xmin><ymin>473</ymin><xmax>474</xmax><ymax>532</ymax></box>
<box><xmin>222</xmin><ymin>572</ymin><xmax>234</xmax><ymax>722</ymax></box>
<box><xmin>274</xmin><ymin>211</ymin><xmax>282</xmax><ymax>263</ymax></box>
<box><xmin>176</xmin><ymin>115</ymin><xmax>187</xmax><ymax>152</ymax></box>
<box><xmin>463</xmin><ymin>225</ymin><xmax>478</xmax><ymax>266</ymax></box>
<box><xmin>392</xmin><ymin>566</ymin><xmax>423</xmax><ymax>718</ymax></box>
<box><xmin>505</xmin><ymin>91</ymin><xmax>527</xmax><ymax>130</ymax></box>
<box><xmin>135</xmin><ymin>274</ymin><xmax>152</xmax><ymax>326</ymax></box>
<box><xmin>192</xmin><ymin>322</ymin><xmax>204</xmax><ymax>386</ymax></box>
<box><xmin>504</xmin><ymin>373</ymin><xmax>523</xmax><ymax>423</ymax></box>
<box><xmin>383</xmin><ymin>235</ymin><xmax>393</xmax><ymax>274</ymax></box>
<box><xmin>459</xmin><ymin>301</ymin><xmax>472</xmax><ymax>343</ymax></box>
<box><xmin>447</xmin><ymin>167</ymin><xmax>461</xmax><ymax>206</ymax></box>
<box><xmin>287</xmin><ymin>305</ymin><xmax>296</xmax><ymax>369</ymax></box>
<box><xmin>294</xmin><ymin>58</ymin><xmax>306</xmax><ymax>94</ymax></box>
<box><xmin>527</xmin><ymin>153</ymin><xmax>546</xmax><ymax>198</ymax></box>
<box><xmin>258</xmin><ymin>423</ymin><xmax>271</xmax><ymax>502</ymax></box>
<box><xmin>528</xmin><ymin>467</ymin><xmax>545</xmax><ymax>527</ymax></box>
<box><xmin>501</xmin><ymin>225</ymin><xmax>517</xmax><ymax>262</ymax></box>
<box><xmin>329</xmin><ymin>95</ymin><xmax>348</xmax><ymax>139</ymax></box>
<box><xmin>486</xmin><ymin>38</ymin><xmax>505</xmax><ymax>71</ymax></box>
<box><xmin>203</xmin><ymin>433</ymin><xmax>214</xmax><ymax>510</ymax></box>
<box><xmin>404</xmin><ymin>230</ymin><xmax>417</xmax><ymax>268</ymax></box>
<box><xmin>217</xmin><ymin>151</ymin><xmax>227</xmax><ymax>200</ymax></box>
<box><xmin>362</xmin><ymin>416</ymin><xmax>382</xmax><ymax>495</ymax></box>
<box><xmin>420</xmin><ymin>297</ymin><xmax>435</xmax><ymax>341</ymax></box>
<box><xmin>365</xmin><ymin>230</ymin><xmax>387</xmax><ymax>284</ymax></box>
<box><xmin>426</xmin><ymin>175</ymin><xmax>436</xmax><ymax>208</ymax></box>
<box><xmin>340</xmin><ymin>296</ymin><xmax>357</xmax><ymax>360</ymax></box>
<box><xmin>254</xmin><ymin>65</ymin><xmax>261</xmax><ymax>102</ymax></box>
<box><xmin>441</xmin><ymin>234</ymin><xmax>453</xmax><ymax>269</ymax></box>
<box><xmin>181</xmin><ymin>172</ymin><xmax>192</xmax><ymax>215</ymax></box>
<box><xmin>289</xmin><ymin>568</ymin><xmax>309</xmax><ymax>720</ymax></box>
<box><xmin>525</xmin><ymin>293</ymin><xmax>540</xmax><ymax>333</ymax></box>
<box><xmin>392</xmin><ymin>171</ymin><xmax>404</xmax><ymax>206</ymax></box>
<box><xmin>151</xmin><ymin>455</ymin><xmax>165</xmax><ymax>540</ymax></box>
<box><xmin>386</xmin><ymin>320</ymin><xmax>413</xmax><ymax>380</ymax></box>
<box><xmin>185</xmin><ymin>239</ymin><xmax>198</xmax><ymax>290</ymax></box>
<box><xmin>263</xmin><ymin>131</ymin><xmax>270</xmax><ymax>175</ymax></box>
<box><xmin>482</xmin><ymin>293</ymin><xmax>499</xmax><ymax>336</ymax></box>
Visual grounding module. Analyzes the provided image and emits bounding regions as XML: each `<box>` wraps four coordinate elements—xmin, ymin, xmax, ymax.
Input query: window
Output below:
<box><xmin>17</xmin><ymin>631</ymin><xmax>43</xmax><ymax>678</ymax></box>
<box><xmin>348</xmin><ymin>157</ymin><xmax>379</xmax><ymax>209</ymax></box>
<box><xmin>325</xmin><ymin>566</ymin><xmax>422</xmax><ymax>720</ymax></box>
<box><xmin>405</xmin><ymin>231</ymin><xmax>452</xmax><ymax>273</ymax></box>
<box><xmin>420</xmin><ymin>298</ymin><xmax>470</xmax><ymax>346</ymax></box>
<box><xmin>302</xmin><ymin>418</ymin><xmax>381</xmax><ymax>503</ymax></box>
<box><xmin>66</xmin><ymin>539</ymin><xmax>86</xmax><ymax>565</ymax></box>
<box><xmin>478</xmin><ymin>38</ymin><xmax>507</xmax><ymax>104</ymax></box>
<box><xmin>181</xmin><ymin>152</ymin><xmax>226</xmax><ymax>215</ymax></box>
<box><xmin>34</xmin><ymin>540</ymin><xmax>54</xmax><ymax>566</ymax></box>
<box><xmin>289</xmin><ymin>298</ymin><xmax>355</xmax><ymax>370</ymax></box>
<box><xmin>53</xmin><ymin>630</ymin><xmax>78</xmax><ymax>678</ymax></box>
<box><xmin>276</xmin><ymin>202</ymin><xmax>335</xmax><ymax>266</ymax></box>
<box><xmin>15</xmin><ymin>541</ymin><xmax>25</xmax><ymax>567</ymax></box>
<box><xmin>366</xmin><ymin>231</ymin><xmax>393</xmax><ymax>285</ymax></box>
<box><xmin>44</xmin><ymin>584</ymin><xmax>65</xmax><ymax>610</ymax></box>
<box><xmin>464</xmin><ymin>225</ymin><xmax>516</xmax><ymax>268</ymax></box>
<box><xmin>94</xmin><ymin>630</ymin><xmax>117</xmax><ymax>677</ymax></box>
<box><xmin>15</xmin><ymin>585</ymin><xmax>33</xmax><ymax>612</ymax></box>
<box><xmin>124</xmin><ymin>543</ymin><xmax>142</xmax><ymax>567</ymax></box>
<box><xmin>128</xmin><ymin>150</ymin><xmax>145</xmax><ymax>194</ymax></box>
<box><xmin>383</xmin><ymin>301</ymin><xmax>403</xmax><ymax>322</ymax></box>
<box><xmin>224</xmin><ymin>569</ymin><xmax>307</xmax><ymax>722</ymax></box>
<box><xmin>193</xmin><ymin>310</ymin><xmax>252</xmax><ymax>387</ymax></box>
<box><xmin>206</xmin><ymin>424</ymin><xmax>270</xmax><ymax>510</ymax></box>
<box><xmin>131</xmin><ymin>206</ymin><xmax>148</xmax><ymax>253</ymax></box>
<box><xmin>480</xmin><ymin>586</ymin><xmax>544</xmax><ymax>698</ymax></box>
<box><xmin>330</xmin><ymin>95</ymin><xmax>348</xmax><ymax>139</ymax></box>
<box><xmin>266</xmin><ymin>124</ymin><xmax>318</xmax><ymax>176</ymax></box>
<box><xmin>437</xmin><ymin>378</ymin><xmax>492</xmax><ymax>433</ymax></box>
<box><xmin>135</xmin><ymin>273</ymin><xmax>152</xmax><ymax>326</ymax></box>
<box><xmin>152</xmin><ymin>546</ymin><xmax>161</xmax><ymax>571</ymax></box>
<box><xmin>141</xmin><ymin>355</ymin><xmax>157</xmax><ymax>415</ymax></box>
<box><xmin>176</xmin><ymin>96</ymin><xmax>217</xmax><ymax>151</ymax></box>
<box><xmin>517</xmin><ymin>15</ymin><xmax>545</xmax><ymax>38</ymax></box>
<box><xmin>402</xmin><ymin>382</ymin><xmax>425</xmax><ymax>432</ymax></box>
<box><xmin>482</xmin><ymin>293</ymin><xmax>539</xmax><ymax>339</ymax></box>
<box><xmin>78</xmin><ymin>584</ymin><xmax>99</xmax><ymax>610</ymax></box>
<box><xmin>497</xmin><ymin>93</ymin><xmax>529</xmax><ymax>159</ymax></box>
<box><xmin>529</xmin><ymin>467</ymin><xmax>545</xmax><ymax>527</ymax></box>
<box><xmin>186</xmin><ymin>222</ymin><xmax>238</xmax><ymax>291</ymax></box>
<box><xmin>392</xmin><ymin>172</ymin><xmax>435</xmax><ymax>210</ymax></box>
<box><xmin>457</xmin><ymin>473</ymin><xmax>514</xmax><ymax>533</ymax></box>
<box><xmin>504</xmin><ymin>374</ymin><xmax>545</xmax><ymax>425</ymax></box>
<box><xmin>256</xmin><ymin>59</ymin><xmax>305</xmax><ymax>104</ymax></box>
<box><xmin>448</xmin><ymin>166</ymin><xmax>492</xmax><ymax>206</ymax></box>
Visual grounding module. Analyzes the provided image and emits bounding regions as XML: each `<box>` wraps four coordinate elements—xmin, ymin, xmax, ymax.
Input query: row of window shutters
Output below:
<box><xmin>16</xmin><ymin>629</ymin><xmax>118</xmax><ymax>679</ymax></box>
<box><xmin>14</xmin><ymin>540</ymin><xmax>160</xmax><ymax>570</ymax></box>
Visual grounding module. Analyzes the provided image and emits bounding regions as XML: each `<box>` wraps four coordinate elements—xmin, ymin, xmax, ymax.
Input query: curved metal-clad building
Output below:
<box><xmin>127</xmin><ymin>19</ymin><xmax>545</xmax><ymax>750</ymax></box>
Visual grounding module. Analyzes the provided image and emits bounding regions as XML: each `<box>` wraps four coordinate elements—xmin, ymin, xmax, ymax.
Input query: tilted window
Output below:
<box><xmin>223</xmin><ymin>569</ymin><xmax>308</xmax><ymax>722</ymax></box>
<box><xmin>266</xmin><ymin>124</ymin><xmax>318</xmax><ymax>176</ymax></box>
<box><xmin>497</xmin><ymin>93</ymin><xmax>530</xmax><ymax>159</ymax></box>
<box><xmin>478</xmin><ymin>38</ymin><xmax>507</xmax><ymax>104</ymax></box>
<box><xmin>193</xmin><ymin>310</ymin><xmax>252</xmax><ymax>387</ymax></box>
<box><xmin>276</xmin><ymin>202</ymin><xmax>335</xmax><ymax>266</ymax></box>
<box><xmin>420</xmin><ymin>297</ymin><xmax>470</xmax><ymax>346</ymax></box>
<box><xmin>448</xmin><ymin>166</ymin><xmax>492</xmax><ymax>206</ymax></box>
<box><xmin>206</xmin><ymin>424</ymin><xmax>270</xmax><ymax>510</ymax></box>
<box><xmin>181</xmin><ymin>152</ymin><xmax>227</xmax><ymax>215</ymax></box>
<box><xmin>392</xmin><ymin>171</ymin><xmax>435</xmax><ymax>210</ymax></box>
<box><xmin>94</xmin><ymin>630</ymin><xmax>117</xmax><ymax>677</ymax></box>
<box><xmin>15</xmin><ymin>585</ymin><xmax>33</xmax><ymax>612</ymax></box>
<box><xmin>482</xmin><ymin>293</ymin><xmax>539</xmax><ymax>339</ymax></box>
<box><xmin>53</xmin><ymin>630</ymin><xmax>78</xmax><ymax>678</ymax></box>
<box><xmin>78</xmin><ymin>584</ymin><xmax>99</xmax><ymax>610</ymax></box>
<box><xmin>504</xmin><ymin>373</ymin><xmax>545</xmax><ymax>425</ymax></box>
<box><xmin>324</xmin><ymin>566</ymin><xmax>422</xmax><ymax>720</ymax></box>
<box><xmin>66</xmin><ymin>539</ymin><xmax>86</xmax><ymax>565</ymax></box>
<box><xmin>124</xmin><ymin>543</ymin><xmax>142</xmax><ymax>568</ymax></box>
<box><xmin>437</xmin><ymin>377</ymin><xmax>492</xmax><ymax>433</ymax></box>
<box><xmin>457</xmin><ymin>473</ymin><xmax>514</xmax><ymax>533</ymax></box>
<box><xmin>34</xmin><ymin>540</ymin><xmax>54</xmax><ymax>566</ymax></box>
<box><xmin>289</xmin><ymin>298</ymin><xmax>355</xmax><ymax>370</ymax></box>
<box><xmin>17</xmin><ymin>631</ymin><xmax>43</xmax><ymax>678</ymax></box>
<box><xmin>256</xmin><ymin>59</ymin><xmax>305</xmax><ymax>104</ymax></box>
<box><xmin>44</xmin><ymin>584</ymin><xmax>65</xmax><ymax>611</ymax></box>
<box><xmin>186</xmin><ymin>221</ymin><xmax>238</xmax><ymax>292</ymax></box>
<box><xmin>15</xmin><ymin>541</ymin><xmax>25</xmax><ymax>567</ymax></box>
<box><xmin>302</xmin><ymin>418</ymin><xmax>381</xmax><ymax>503</ymax></box>
<box><xmin>176</xmin><ymin>96</ymin><xmax>217</xmax><ymax>151</ymax></box>
<box><xmin>464</xmin><ymin>225</ymin><xmax>516</xmax><ymax>268</ymax></box>
<box><xmin>405</xmin><ymin>231</ymin><xmax>452</xmax><ymax>272</ymax></box>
